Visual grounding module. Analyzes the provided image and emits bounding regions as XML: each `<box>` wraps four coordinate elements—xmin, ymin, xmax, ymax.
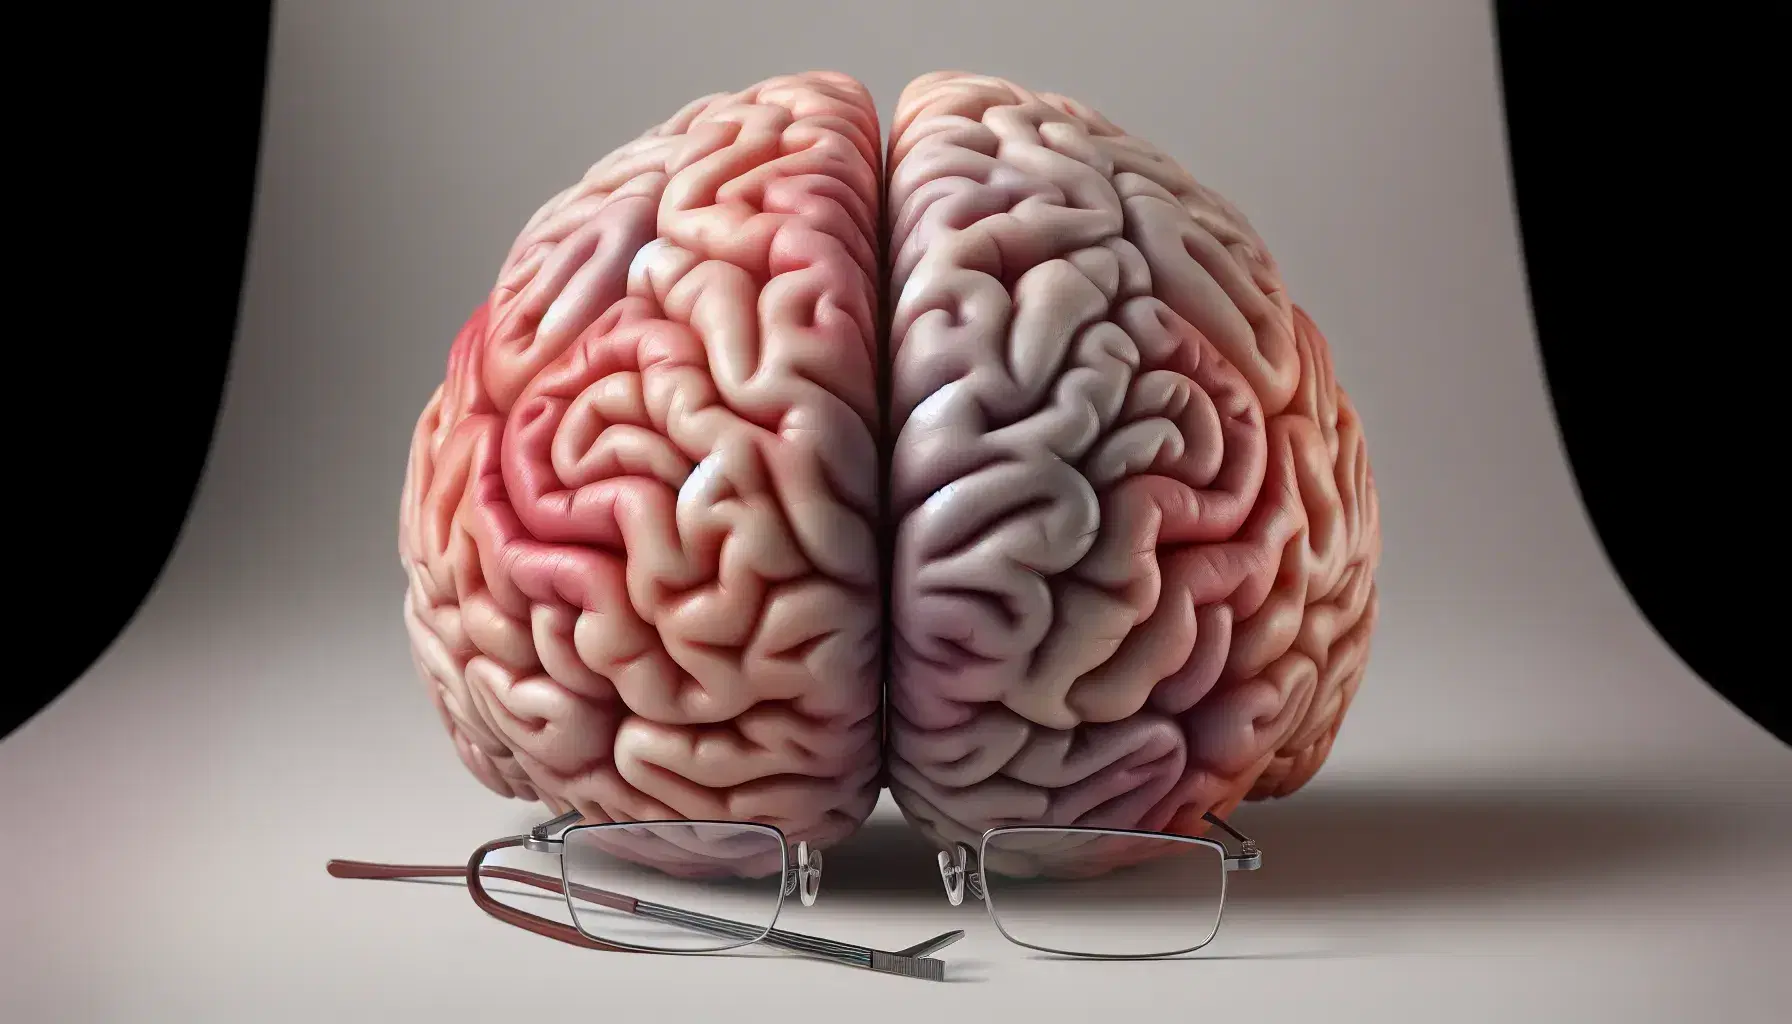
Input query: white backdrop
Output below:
<box><xmin>2</xmin><ymin>2</ymin><xmax>1786</xmax><ymax>1021</ymax></box>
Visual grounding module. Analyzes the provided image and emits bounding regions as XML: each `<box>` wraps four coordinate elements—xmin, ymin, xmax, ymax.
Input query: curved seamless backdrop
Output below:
<box><xmin>13</xmin><ymin>4</ymin><xmax>1780</xmax><ymax>756</ymax></box>
<box><xmin>5</xmin><ymin>4</ymin><xmax>271</xmax><ymax>741</ymax></box>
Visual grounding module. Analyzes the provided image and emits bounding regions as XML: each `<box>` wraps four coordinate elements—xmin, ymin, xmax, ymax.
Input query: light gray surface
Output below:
<box><xmin>3</xmin><ymin>1</ymin><xmax>1788</xmax><ymax>1021</ymax></box>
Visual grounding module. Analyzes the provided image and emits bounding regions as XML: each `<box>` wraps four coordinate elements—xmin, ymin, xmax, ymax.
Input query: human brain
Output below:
<box><xmin>399</xmin><ymin>70</ymin><xmax>1380</xmax><ymax>876</ymax></box>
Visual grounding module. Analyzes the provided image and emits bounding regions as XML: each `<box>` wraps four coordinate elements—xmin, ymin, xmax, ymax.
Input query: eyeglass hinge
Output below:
<box><xmin>523</xmin><ymin>810</ymin><xmax>583</xmax><ymax>852</ymax></box>
<box><xmin>1227</xmin><ymin>841</ymin><xmax>1262</xmax><ymax>872</ymax></box>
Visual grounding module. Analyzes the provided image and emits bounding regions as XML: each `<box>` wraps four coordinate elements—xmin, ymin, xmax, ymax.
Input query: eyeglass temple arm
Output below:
<box><xmin>1201</xmin><ymin>811</ymin><xmax>1263</xmax><ymax>871</ymax></box>
<box><xmin>328</xmin><ymin>838</ymin><xmax>627</xmax><ymax>952</ymax></box>
<box><xmin>328</xmin><ymin>838</ymin><xmax>960</xmax><ymax>980</ymax></box>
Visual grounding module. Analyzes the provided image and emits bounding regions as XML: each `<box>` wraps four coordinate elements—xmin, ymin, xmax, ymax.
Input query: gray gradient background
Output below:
<box><xmin>3</xmin><ymin>2</ymin><xmax>1789</xmax><ymax>1021</ymax></box>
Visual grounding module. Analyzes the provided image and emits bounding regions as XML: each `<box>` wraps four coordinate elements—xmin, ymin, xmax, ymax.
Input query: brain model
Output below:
<box><xmin>399</xmin><ymin>71</ymin><xmax>1380</xmax><ymax>877</ymax></box>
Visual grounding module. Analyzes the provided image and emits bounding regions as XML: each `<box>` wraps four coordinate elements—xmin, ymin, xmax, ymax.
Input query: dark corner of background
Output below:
<box><xmin>4</xmin><ymin>3</ymin><xmax>274</xmax><ymax>740</ymax></box>
<box><xmin>4</xmin><ymin>2</ymin><xmax>1783</xmax><ymax>749</ymax></box>
<box><xmin>1491</xmin><ymin>2</ymin><xmax>1782</xmax><ymax>745</ymax></box>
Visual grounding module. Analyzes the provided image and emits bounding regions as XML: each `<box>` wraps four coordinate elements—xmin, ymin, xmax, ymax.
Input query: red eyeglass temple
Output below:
<box><xmin>327</xmin><ymin>836</ymin><xmax>633</xmax><ymax>953</ymax></box>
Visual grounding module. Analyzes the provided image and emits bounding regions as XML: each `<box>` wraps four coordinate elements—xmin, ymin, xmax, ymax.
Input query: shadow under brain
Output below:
<box><xmin>819</xmin><ymin>779</ymin><xmax>1792</xmax><ymax>906</ymax></box>
<box><xmin>1217</xmin><ymin>779</ymin><xmax>1792</xmax><ymax>906</ymax></box>
<box><xmin>813</xmin><ymin>818</ymin><xmax>951</xmax><ymax>895</ymax></box>
<box><xmin>499</xmin><ymin>777</ymin><xmax>1792</xmax><ymax>912</ymax></box>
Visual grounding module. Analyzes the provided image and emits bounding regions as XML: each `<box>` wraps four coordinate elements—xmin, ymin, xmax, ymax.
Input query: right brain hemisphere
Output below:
<box><xmin>884</xmin><ymin>73</ymin><xmax>1381</xmax><ymax>872</ymax></box>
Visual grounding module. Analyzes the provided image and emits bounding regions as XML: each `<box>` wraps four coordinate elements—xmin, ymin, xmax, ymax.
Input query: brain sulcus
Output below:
<box><xmin>398</xmin><ymin>70</ymin><xmax>1380</xmax><ymax>878</ymax></box>
<box><xmin>883</xmin><ymin>73</ymin><xmax>1380</xmax><ymax>877</ymax></box>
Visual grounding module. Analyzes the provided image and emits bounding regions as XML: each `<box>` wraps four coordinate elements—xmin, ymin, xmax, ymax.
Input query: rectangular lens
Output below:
<box><xmin>980</xmin><ymin>827</ymin><xmax>1226</xmax><ymax>958</ymax></box>
<box><xmin>560</xmin><ymin>820</ymin><xmax>787</xmax><ymax>952</ymax></box>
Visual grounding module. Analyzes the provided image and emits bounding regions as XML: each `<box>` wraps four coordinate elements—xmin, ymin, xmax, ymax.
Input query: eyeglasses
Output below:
<box><xmin>331</xmin><ymin>809</ymin><xmax>1260</xmax><ymax>970</ymax></box>
<box><xmin>934</xmin><ymin>811</ymin><xmax>1263</xmax><ymax>959</ymax></box>
<box><xmin>328</xmin><ymin>810</ymin><xmax>962</xmax><ymax>981</ymax></box>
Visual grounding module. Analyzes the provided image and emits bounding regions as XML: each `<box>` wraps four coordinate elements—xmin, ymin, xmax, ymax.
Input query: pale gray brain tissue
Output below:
<box><xmin>884</xmin><ymin>73</ymin><xmax>1380</xmax><ymax>875</ymax></box>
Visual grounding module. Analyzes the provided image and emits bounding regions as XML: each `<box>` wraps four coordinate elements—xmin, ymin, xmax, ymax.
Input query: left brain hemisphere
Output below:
<box><xmin>398</xmin><ymin>72</ymin><xmax>886</xmax><ymax>859</ymax></box>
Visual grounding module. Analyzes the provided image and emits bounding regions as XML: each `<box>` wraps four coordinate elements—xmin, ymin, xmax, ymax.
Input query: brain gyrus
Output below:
<box><xmin>882</xmin><ymin>74</ymin><xmax>1380</xmax><ymax>872</ymax></box>
<box><xmin>399</xmin><ymin>70</ymin><xmax>1381</xmax><ymax>877</ymax></box>
<box><xmin>398</xmin><ymin>72</ymin><xmax>888</xmax><ymax>865</ymax></box>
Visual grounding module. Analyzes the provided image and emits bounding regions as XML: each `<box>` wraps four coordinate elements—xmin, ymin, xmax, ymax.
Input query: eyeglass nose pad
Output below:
<box><xmin>795</xmin><ymin>841</ymin><xmax>823</xmax><ymax>907</ymax></box>
<box><xmin>937</xmin><ymin>848</ymin><xmax>966</xmax><ymax>906</ymax></box>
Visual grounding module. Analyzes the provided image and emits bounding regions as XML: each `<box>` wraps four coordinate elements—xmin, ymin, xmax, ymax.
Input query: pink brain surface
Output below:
<box><xmin>398</xmin><ymin>71</ymin><xmax>888</xmax><ymax>874</ymax></box>
<box><xmin>399</xmin><ymin>69</ymin><xmax>1382</xmax><ymax>879</ymax></box>
<box><xmin>883</xmin><ymin>73</ymin><xmax>1381</xmax><ymax>876</ymax></box>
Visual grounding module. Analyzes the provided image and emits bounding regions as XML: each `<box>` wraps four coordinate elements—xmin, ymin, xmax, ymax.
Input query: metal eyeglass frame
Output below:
<box><xmin>328</xmin><ymin>810</ymin><xmax>963</xmax><ymax>981</ymax></box>
<box><xmin>934</xmin><ymin>810</ymin><xmax>1263</xmax><ymax>959</ymax></box>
